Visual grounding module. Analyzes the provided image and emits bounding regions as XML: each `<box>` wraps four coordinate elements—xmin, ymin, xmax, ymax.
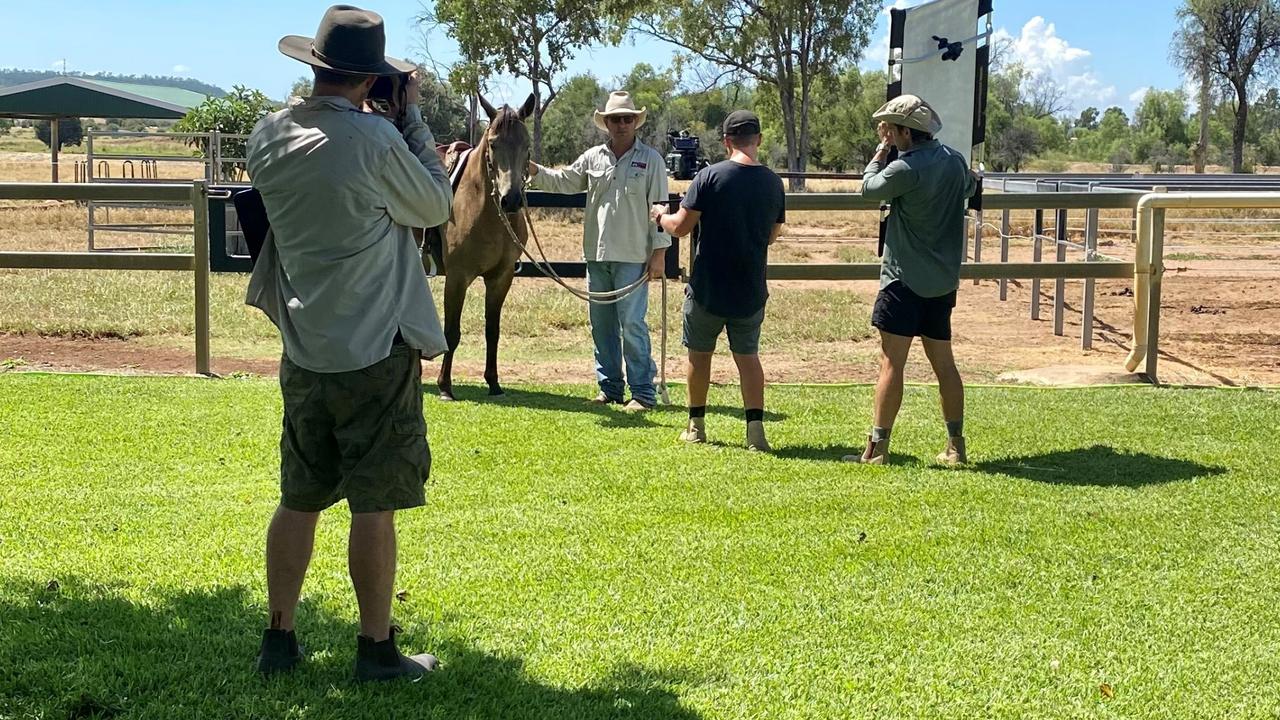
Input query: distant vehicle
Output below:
<box><xmin>665</xmin><ymin>130</ymin><xmax>708</xmax><ymax>180</ymax></box>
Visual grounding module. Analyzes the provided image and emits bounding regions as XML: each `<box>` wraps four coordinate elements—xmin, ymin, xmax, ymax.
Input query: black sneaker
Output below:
<box><xmin>354</xmin><ymin>627</ymin><xmax>439</xmax><ymax>682</ymax></box>
<box><xmin>256</xmin><ymin>628</ymin><xmax>304</xmax><ymax>675</ymax></box>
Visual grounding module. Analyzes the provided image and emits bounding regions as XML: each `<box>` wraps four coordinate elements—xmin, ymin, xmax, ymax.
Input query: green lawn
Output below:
<box><xmin>1</xmin><ymin>375</ymin><xmax>1278</xmax><ymax>719</ymax></box>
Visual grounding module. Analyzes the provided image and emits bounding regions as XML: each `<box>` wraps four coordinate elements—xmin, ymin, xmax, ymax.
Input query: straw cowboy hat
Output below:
<box><xmin>593</xmin><ymin>91</ymin><xmax>647</xmax><ymax>132</ymax></box>
<box><xmin>278</xmin><ymin>5</ymin><xmax>416</xmax><ymax>76</ymax></box>
<box><xmin>872</xmin><ymin>94</ymin><xmax>943</xmax><ymax>135</ymax></box>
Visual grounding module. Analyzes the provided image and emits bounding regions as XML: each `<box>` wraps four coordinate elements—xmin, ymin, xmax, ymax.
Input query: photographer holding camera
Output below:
<box><xmin>244</xmin><ymin>5</ymin><xmax>452</xmax><ymax>682</ymax></box>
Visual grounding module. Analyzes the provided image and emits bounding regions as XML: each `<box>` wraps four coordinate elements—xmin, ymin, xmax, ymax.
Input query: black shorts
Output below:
<box><xmin>871</xmin><ymin>280</ymin><xmax>957</xmax><ymax>341</ymax></box>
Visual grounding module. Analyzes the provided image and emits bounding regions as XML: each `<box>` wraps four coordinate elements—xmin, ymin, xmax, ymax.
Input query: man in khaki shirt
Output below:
<box><xmin>528</xmin><ymin>91</ymin><xmax>669</xmax><ymax>409</ymax></box>
<box><xmin>246</xmin><ymin>5</ymin><xmax>449</xmax><ymax>683</ymax></box>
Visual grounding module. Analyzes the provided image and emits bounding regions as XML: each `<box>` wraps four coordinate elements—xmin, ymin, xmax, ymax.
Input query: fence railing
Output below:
<box><xmin>0</xmin><ymin>181</ymin><xmax>211</xmax><ymax>375</ymax></box>
<box><xmin>6</xmin><ymin>180</ymin><xmax>1277</xmax><ymax>383</ymax></box>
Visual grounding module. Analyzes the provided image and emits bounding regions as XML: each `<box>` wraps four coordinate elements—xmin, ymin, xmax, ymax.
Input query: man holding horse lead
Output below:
<box><xmin>527</xmin><ymin>91</ymin><xmax>669</xmax><ymax>410</ymax></box>
<box><xmin>245</xmin><ymin>5</ymin><xmax>452</xmax><ymax>683</ymax></box>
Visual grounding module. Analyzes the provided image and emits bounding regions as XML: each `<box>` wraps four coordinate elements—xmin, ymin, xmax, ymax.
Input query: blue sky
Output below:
<box><xmin>0</xmin><ymin>0</ymin><xmax>1181</xmax><ymax>113</ymax></box>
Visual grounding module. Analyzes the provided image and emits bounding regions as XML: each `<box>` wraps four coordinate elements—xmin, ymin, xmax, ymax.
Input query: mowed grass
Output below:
<box><xmin>1</xmin><ymin>374</ymin><xmax>1278</xmax><ymax>719</ymax></box>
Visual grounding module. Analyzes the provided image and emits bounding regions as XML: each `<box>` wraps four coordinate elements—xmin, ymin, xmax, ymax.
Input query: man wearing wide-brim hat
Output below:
<box><xmin>846</xmin><ymin>94</ymin><xmax>977</xmax><ymax>467</ymax></box>
<box><xmin>245</xmin><ymin>4</ymin><xmax>452</xmax><ymax>683</ymax></box>
<box><xmin>527</xmin><ymin>91</ymin><xmax>670</xmax><ymax>411</ymax></box>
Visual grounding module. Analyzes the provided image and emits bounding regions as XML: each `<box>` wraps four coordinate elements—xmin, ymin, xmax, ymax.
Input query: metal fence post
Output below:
<box><xmin>1081</xmin><ymin>208</ymin><xmax>1099</xmax><ymax>349</ymax></box>
<box><xmin>1031</xmin><ymin>209</ymin><xmax>1044</xmax><ymax>320</ymax></box>
<box><xmin>999</xmin><ymin>209</ymin><xmax>1010</xmax><ymax>300</ymax></box>
<box><xmin>1054</xmin><ymin>208</ymin><xmax>1067</xmax><ymax>335</ymax></box>
<box><xmin>973</xmin><ymin>210</ymin><xmax>983</xmax><ymax>285</ymax></box>
<box><xmin>192</xmin><ymin>181</ymin><xmax>211</xmax><ymax>376</ymax></box>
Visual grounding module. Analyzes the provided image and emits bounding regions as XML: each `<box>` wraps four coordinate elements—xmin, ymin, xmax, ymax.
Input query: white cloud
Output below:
<box><xmin>994</xmin><ymin>16</ymin><xmax>1116</xmax><ymax>113</ymax></box>
<box><xmin>172</xmin><ymin>64</ymin><xmax>190</xmax><ymax>75</ymax></box>
<box><xmin>1128</xmin><ymin>86</ymin><xmax>1151</xmax><ymax>106</ymax></box>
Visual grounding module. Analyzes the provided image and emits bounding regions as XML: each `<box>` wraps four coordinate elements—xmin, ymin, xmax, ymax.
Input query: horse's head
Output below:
<box><xmin>479</xmin><ymin>93</ymin><xmax>535</xmax><ymax>214</ymax></box>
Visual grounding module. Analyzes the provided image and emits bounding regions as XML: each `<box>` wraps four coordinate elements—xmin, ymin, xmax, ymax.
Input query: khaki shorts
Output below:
<box><xmin>278</xmin><ymin>343</ymin><xmax>430</xmax><ymax>513</ymax></box>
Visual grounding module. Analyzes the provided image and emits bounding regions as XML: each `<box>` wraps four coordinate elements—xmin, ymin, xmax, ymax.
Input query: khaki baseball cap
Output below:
<box><xmin>872</xmin><ymin>94</ymin><xmax>943</xmax><ymax>135</ymax></box>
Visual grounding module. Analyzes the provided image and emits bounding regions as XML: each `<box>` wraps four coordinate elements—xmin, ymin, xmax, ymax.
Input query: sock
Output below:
<box><xmin>745</xmin><ymin>408</ymin><xmax>764</xmax><ymax>423</ymax></box>
<box><xmin>689</xmin><ymin>406</ymin><xmax>707</xmax><ymax>419</ymax></box>
<box><xmin>871</xmin><ymin>426</ymin><xmax>892</xmax><ymax>443</ymax></box>
<box><xmin>946</xmin><ymin>418</ymin><xmax>964</xmax><ymax>439</ymax></box>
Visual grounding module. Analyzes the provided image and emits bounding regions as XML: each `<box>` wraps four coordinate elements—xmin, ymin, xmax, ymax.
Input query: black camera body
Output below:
<box><xmin>367</xmin><ymin>73</ymin><xmax>408</xmax><ymax>116</ymax></box>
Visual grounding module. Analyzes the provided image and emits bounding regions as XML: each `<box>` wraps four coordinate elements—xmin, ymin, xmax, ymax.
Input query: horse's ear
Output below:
<box><xmin>478</xmin><ymin>94</ymin><xmax>498</xmax><ymax>121</ymax></box>
<box><xmin>517</xmin><ymin>93</ymin><xmax>537</xmax><ymax>121</ymax></box>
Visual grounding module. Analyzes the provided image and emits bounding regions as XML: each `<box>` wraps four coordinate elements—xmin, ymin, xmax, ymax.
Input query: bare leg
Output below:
<box><xmin>732</xmin><ymin>352</ymin><xmax>764</xmax><ymax>411</ymax></box>
<box><xmin>437</xmin><ymin>270</ymin><xmax>473</xmax><ymax>400</ymax></box>
<box><xmin>265</xmin><ymin>505</ymin><xmax>320</xmax><ymax>631</ymax></box>
<box><xmin>873</xmin><ymin>331</ymin><xmax>914</xmax><ymax>429</ymax></box>
<box><xmin>922</xmin><ymin>337</ymin><xmax>964</xmax><ymax>425</ymax></box>
<box><xmin>686</xmin><ymin>351</ymin><xmax>714</xmax><ymax>408</ymax></box>
<box><xmin>349</xmin><ymin>510</ymin><xmax>397</xmax><ymax>642</ymax></box>
<box><xmin>482</xmin><ymin>270</ymin><xmax>514</xmax><ymax>396</ymax></box>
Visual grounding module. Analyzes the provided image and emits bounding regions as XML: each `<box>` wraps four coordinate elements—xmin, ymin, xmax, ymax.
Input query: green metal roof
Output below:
<box><xmin>0</xmin><ymin>76</ymin><xmax>207</xmax><ymax>120</ymax></box>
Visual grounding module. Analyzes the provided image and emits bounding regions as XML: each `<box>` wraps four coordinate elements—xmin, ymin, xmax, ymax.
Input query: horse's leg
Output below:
<box><xmin>437</xmin><ymin>269</ymin><xmax>473</xmax><ymax>401</ymax></box>
<box><xmin>482</xmin><ymin>268</ymin><xmax>515</xmax><ymax>397</ymax></box>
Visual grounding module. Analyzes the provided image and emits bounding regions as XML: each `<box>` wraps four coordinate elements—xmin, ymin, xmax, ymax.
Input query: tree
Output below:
<box><xmin>1133</xmin><ymin>89</ymin><xmax>1190</xmax><ymax>165</ymax></box>
<box><xmin>417</xmin><ymin>70</ymin><xmax>471</xmax><ymax>142</ymax></box>
<box><xmin>612</xmin><ymin>63</ymin><xmax>678</xmax><ymax>147</ymax></box>
<box><xmin>0</xmin><ymin>118</ymin><xmax>12</xmax><ymax>134</ymax></box>
<box><xmin>174</xmin><ymin>85</ymin><xmax>276</xmax><ymax>180</ymax></box>
<box><xmin>289</xmin><ymin>76</ymin><xmax>313</xmax><ymax>99</ymax></box>
<box><xmin>629</xmin><ymin>0</ymin><xmax>880</xmax><ymax>189</ymax></box>
<box><xmin>1173</xmin><ymin>0</ymin><xmax>1280</xmax><ymax>172</ymax></box>
<box><xmin>420</xmin><ymin>0</ymin><xmax>616</xmax><ymax>162</ymax></box>
<box><xmin>35</xmin><ymin>118</ymin><xmax>83</xmax><ymax>150</ymax></box>
<box><xmin>1076</xmin><ymin>107</ymin><xmax>1100</xmax><ymax>131</ymax></box>
<box><xmin>538</xmin><ymin>73</ymin><xmax>607</xmax><ymax>164</ymax></box>
<box><xmin>806</xmin><ymin>68</ymin><xmax>884</xmax><ymax>171</ymax></box>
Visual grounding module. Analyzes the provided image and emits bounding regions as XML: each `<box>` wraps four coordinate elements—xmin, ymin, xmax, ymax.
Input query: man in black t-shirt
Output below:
<box><xmin>652</xmin><ymin>110</ymin><xmax>786</xmax><ymax>451</ymax></box>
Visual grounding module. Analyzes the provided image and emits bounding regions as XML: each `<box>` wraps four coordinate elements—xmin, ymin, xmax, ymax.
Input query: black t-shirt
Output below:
<box><xmin>682</xmin><ymin>160</ymin><xmax>786</xmax><ymax>318</ymax></box>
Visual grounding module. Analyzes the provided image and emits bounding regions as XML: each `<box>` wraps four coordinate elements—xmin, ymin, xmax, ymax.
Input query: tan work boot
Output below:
<box><xmin>745</xmin><ymin>420</ymin><xmax>771</xmax><ymax>452</ymax></box>
<box><xmin>842</xmin><ymin>434</ymin><xmax>889</xmax><ymax>464</ymax></box>
<box><xmin>936</xmin><ymin>436</ymin><xmax>967</xmax><ymax>466</ymax></box>
<box><xmin>679</xmin><ymin>418</ymin><xmax>707</xmax><ymax>444</ymax></box>
<box><xmin>622</xmin><ymin>398</ymin><xmax>654</xmax><ymax>412</ymax></box>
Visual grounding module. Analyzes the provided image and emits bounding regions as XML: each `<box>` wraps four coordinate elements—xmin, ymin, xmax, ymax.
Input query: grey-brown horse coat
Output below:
<box><xmin>436</xmin><ymin>94</ymin><xmax>535</xmax><ymax>400</ymax></box>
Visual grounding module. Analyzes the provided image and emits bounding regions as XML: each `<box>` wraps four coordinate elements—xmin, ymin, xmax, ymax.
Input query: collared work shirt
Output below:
<box><xmin>862</xmin><ymin>139</ymin><xmax>977</xmax><ymax>298</ymax></box>
<box><xmin>530</xmin><ymin>141</ymin><xmax>670</xmax><ymax>263</ymax></box>
<box><xmin>245</xmin><ymin>97</ymin><xmax>452</xmax><ymax>372</ymax></box>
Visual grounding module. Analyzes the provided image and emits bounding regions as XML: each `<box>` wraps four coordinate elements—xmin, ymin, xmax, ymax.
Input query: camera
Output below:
<box><xmin>367</xmin><ymin>73</ymin><xmax>408</xmax><ymax>115</ymax></box>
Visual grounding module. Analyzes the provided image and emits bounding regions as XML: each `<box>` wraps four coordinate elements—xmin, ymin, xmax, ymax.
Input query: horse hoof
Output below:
<box><xmin>488</xmin><ymin>387</ymin><xmax>505</xmax><ymax>398</ymax></box>
<box><xmin>438</xmin><ymin>392</ymin><xmax>455</xmax><ymax>402</ymax></box>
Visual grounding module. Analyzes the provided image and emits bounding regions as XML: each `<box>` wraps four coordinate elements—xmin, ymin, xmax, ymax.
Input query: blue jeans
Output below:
<box><xmin>587</xmin><ymin>261</ymin><xmax>656</xmax><ymax>404</ymax></box>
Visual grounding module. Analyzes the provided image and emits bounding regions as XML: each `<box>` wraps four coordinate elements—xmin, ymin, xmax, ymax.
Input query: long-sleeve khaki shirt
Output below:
<box><xmin>530</xmin><ymin>140</ymin><xmax>670</xmax><ymax>264</ymax></box>
<box><xmin>245</xmin><ymin>97</ymin><xmax>451</xmax><ymax>372</ymax></box>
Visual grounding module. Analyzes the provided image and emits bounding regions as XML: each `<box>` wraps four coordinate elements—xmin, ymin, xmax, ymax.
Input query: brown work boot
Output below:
<box><xmin>354</xmin><ymin>627</ymin><xmax>439</xmax><ymax>683</ymax></box>
<box><xmin>745</xmin><ymin>420</ymin><xmax>771</xmax><ymax>452</ymax></box>
<box><xmin>936</xmin><ymin>436</ymin><xmax>967</xmax><ymax>466</ymax></box>
<box><xmin>679</xmin><ymin>418</ymin><xmax>707</xmax><ymax>444</ymax></box>
<box><xmin>842</xmin><ymin>434</ymin><xmax>889</xmax><ymax>464</ymax></box>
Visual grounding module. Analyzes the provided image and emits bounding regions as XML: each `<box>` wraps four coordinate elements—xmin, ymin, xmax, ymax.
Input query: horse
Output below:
<box><xmin>435</xmin><ymin>93</ymin><xmax>536</xmax><ymax>401</ymax></box>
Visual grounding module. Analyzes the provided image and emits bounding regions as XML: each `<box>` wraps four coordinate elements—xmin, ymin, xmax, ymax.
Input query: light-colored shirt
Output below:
<box><xmin>862</xmin><ymin>139</ymin><xmax>977</xmax><ymax>298</ymax></box>
<box><xmin>245</xmin><ymin>97</ymin><xmax>452</xmax><ymax>372</ymax></box>
<box><xmin>530</xmin><ymin>140</ymin><xmax>670</xmax><ymax>264</ymax></box>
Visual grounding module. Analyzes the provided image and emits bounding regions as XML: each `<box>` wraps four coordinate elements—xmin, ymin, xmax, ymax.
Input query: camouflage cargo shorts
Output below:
<box><xmin>278</xmin><ymin>342</ymin><xmax>430</xmax><ymax>514</ymax></box>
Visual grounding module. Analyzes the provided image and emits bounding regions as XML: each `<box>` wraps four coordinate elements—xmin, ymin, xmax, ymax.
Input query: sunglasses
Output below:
<box><xmin>606</xmin><ymin>115</ymin><xmax>637</xmax><ymax>125</ymax></box>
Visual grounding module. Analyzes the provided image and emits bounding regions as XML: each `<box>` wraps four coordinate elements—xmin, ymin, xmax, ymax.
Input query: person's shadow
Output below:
<box><xmin>973</xmin><ymin>445</ymin><xmax>1226</xmax><ymax>487</ymax></box>
<box><xmin>0</xmin><ymin>577</ymin><xmax>703</xmax><ymax>720</ymax></box>
<box><xmin>427</xmin><ymin>385</ymin><xmax>786</xmax><ymax>429</ymax></box>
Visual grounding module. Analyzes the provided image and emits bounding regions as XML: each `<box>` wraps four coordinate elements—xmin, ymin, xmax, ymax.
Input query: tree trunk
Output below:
<box><xmin>1195</xmin><ymin>64</ymin><xmax>1209</xmax><ymax>173</ymax></box>
<box><xmin>532</xmin><ymin>84</ymin><xmax>544</xmax><ymax>163</ymax></box>
<box><xmin>1232</xmin><ymin>83</ymin><xmax>1249</xmax><ymax>173</ymax></box>
<box><xmin>797</xmin><ymin>72</ymin><xmax>812</xmax><ymax>192</ymax></box>
<box><xmin>778</xmin><ymin>79</ymin><xmax>801</xmax><ymax>192</ymax></box>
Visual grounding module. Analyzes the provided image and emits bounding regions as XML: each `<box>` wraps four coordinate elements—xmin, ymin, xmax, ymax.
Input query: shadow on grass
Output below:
<box><xmin>770</xmin><ymin>444</ymin><xmax>925</xmax><ymax>466</ymax></box>
<box><xmin>427</xmin><ymin>385</ymin><xmax>786</xmax><ymax>426</ymax></box>
<box><xmin>974</xmin><ymin>445</ymin><xmax>1227</xmax><ymax>487</ymax></box>
<box><xmin>0</xmin><ymin>577</ymin><xmax>702</xmax><ymax>720</ymax></box>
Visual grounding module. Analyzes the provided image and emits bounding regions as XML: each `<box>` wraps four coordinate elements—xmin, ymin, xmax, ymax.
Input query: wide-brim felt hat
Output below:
<box><xmin>279</xmin><ymin>5</ymin><xmax>415</xmax><ymax>76</ymax></box>
<box><xmin>593</xmin><ymin>91</ymin><xmax>647</xmax><ymax>132</ymax></box>
<box><xmin>872</xmin><ymin>94</ymin><xmax>943</xmax><ymax>135</ymax></box>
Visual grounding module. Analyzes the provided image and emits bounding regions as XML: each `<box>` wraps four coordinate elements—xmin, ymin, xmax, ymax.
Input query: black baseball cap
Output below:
<box><xmin>722</xmin><ymin>109</ymin><xmax>761</xmax><ymax>136</ymax></box>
